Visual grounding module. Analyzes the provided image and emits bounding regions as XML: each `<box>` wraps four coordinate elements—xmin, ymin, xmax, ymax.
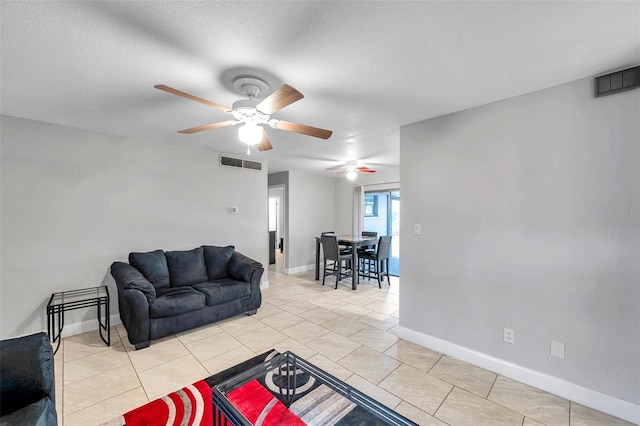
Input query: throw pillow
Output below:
<box><xmin>202</xmin><ymin>245</ymin><xmax>234</xmax><ymax>280</ymax></box>
<box><xmin>165</xmin><ymin>247</ymin><xmax>208</xmax><ymax>287</ymax></box>
<box><xmin>128</xmin><ymin>249</ymin><xmax>170</xmax><ymax>289</ymax></box>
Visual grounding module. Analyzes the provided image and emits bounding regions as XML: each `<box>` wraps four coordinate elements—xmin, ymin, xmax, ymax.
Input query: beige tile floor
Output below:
<box><xmin>55</xmin><ymin>270</ymin><xmax>634</xmax><ymax>426</ymax></box>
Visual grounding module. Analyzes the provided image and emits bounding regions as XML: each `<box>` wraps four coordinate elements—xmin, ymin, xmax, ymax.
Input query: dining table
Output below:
<box><xmin>315</xmin><ymin>234</ymin><xmax>379</xmax><ymax>290</ymax></box>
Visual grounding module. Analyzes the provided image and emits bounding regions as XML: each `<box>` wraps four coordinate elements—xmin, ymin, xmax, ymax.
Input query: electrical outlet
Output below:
<box><xmin>503</xmin><ymin>328</ymin><xmax>514</xmax><ymax>344</ymax></box>
<box><xmin>413</xmin><ymin>224</ymin><xmax>421</xmax><ymax>235</ymax></box>
<box><xmin>550</xmin><ymin>340</ymin><xmax>565</xmax><ymax>359</ymax></box>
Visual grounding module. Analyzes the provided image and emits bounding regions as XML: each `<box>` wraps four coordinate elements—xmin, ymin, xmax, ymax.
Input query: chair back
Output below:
<box><xmin>321</xmin><ymin>234</ymin><xmax>340</xmax><ymax>261</ymax></box>
<box><xmin>376</xmin><ymin>236</ymin><xmax>392</xmax><ymax>260</ymax></box>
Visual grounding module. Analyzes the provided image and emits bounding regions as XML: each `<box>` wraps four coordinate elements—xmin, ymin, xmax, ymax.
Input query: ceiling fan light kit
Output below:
<box><xmin>237</xmin><ymin>123</ymin><xmax>263</xmax><ymax>145</ymax></box>
<box><xmin>154</xmin><ymin>75</ymin><xmax>332</xmax><ymax>154</ymax></box>
<box><xmin>329</xmin><ymin>160</ymin><xmax>377</xmax><ymax>179</ymax></box>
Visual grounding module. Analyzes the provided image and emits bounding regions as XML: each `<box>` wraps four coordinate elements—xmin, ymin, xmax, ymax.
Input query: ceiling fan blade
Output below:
<box><xmin>256</xmin><ymin>84</ymin><xmax>304</xmax><ymax>115</ymax></box>
<box><xmin>178</xmin><ymin>120</ymin><xmax>238</xmax><ymax>134</ymax></box>
<box><xmin>274</xmin><ymin>120</ymin><xmax>333</xmax><ymax>140</ymax></box>
<box><xmin>257</xmin><ymin>128</ymin><xmax>273</xmax><ymax>151</ymax></box>
<box><xmin>356</xmin><ymin>167</ymin><xmax>376</xmax><ymax>173</ymax></box>
<box><xmin>327</xmin><ymin>165</ymin><xmax>347</xmax><ymax>171</ymax></box>
<box><xmin>155</xmin><ymin>84</ymin><xmax>231</xmax><ymax>112</ymax></box>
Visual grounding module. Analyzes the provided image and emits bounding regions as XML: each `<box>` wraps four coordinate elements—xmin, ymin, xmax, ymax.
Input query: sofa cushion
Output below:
<box><xmin>165</xmin><ymin>247</ymin><xmax>208</xmax><ymax>287</ymax></box>
<box><xmin>129</xmin><ymin>249</ymin><xmax>170</xmax><ymax>289</ymax></box>
<box><xmin>202</xmin><ymin>245</ymin><xmax>235</xmax><ymax>280</ymax></box>
<box><xmin>150</xmin><ymin>287</ymin><xmax>206</xmax><ymax>318</ymax></box>
<box><xmin>192</xmin><ymin>280</ymin><xmax>251</xmax><ymax>306</ymax></box>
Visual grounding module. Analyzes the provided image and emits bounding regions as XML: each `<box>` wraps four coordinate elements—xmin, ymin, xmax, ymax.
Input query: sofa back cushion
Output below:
<box><xmin>165</xmin><ymin>247</ymin><xmax>208</xmax><ymax>287</ymax></box>
<box><xmin>202</xmin><ymin>245</ymin><xmax>235</xmax><ymax>280</ymax></box>
<box><xmin>129</xmin><ymin>249</ymin><xmax>170</xmax><ymax>289</ymax></box>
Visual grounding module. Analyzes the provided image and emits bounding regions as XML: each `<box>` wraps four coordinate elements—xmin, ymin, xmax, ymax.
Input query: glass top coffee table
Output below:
<box><xmin>213</xmin><ymin>351</ymin><xmax>417</xmax><ymax>426</ymax></box>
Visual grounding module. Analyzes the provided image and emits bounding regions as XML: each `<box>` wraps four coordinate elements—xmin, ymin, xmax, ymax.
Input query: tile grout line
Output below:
<box><xmin>432</xmin><ymin>384</ymin><xmax>456</xmax><ymax>421</ymax></box>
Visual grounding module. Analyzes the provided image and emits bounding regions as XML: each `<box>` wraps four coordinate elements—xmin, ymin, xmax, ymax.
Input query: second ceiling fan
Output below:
<box><xmin>155</xmin><ymin>76</ymin><xmax>332</xmax><ymax>153</ymax></box>
<box><xmin>329</xmin><ymin>161</ymin><xmax>377</xmax><ymax>180</ymax></box>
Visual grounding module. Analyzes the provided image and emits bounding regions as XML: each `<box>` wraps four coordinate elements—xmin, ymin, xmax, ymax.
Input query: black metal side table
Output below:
<box><xmin>47</xmin><ymin>286</ymin><xmax>110</xmax><ymax>354</ymax></box>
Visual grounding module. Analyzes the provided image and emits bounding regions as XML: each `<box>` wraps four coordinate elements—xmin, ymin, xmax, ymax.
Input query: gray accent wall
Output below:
<box><xmin>286</xmin><ymin>170</ymin><xmax>336</xmax><ymax>271</ymax></box>
<box><xmin>400</xmin><ymin>77</ymin><xmax>639</xmax><ymax>403</ymax></box>
<box><xmin>1</xmin><ymin>115</ymin><xmax>268</xmax><ymax>339</ymax></box>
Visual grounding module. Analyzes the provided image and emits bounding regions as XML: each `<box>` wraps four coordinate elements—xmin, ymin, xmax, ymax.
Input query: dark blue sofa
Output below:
<box><xmin>111</xmin><ymin>245</ymin><xmax>263</xmax><ymax>350</ymax></box>
<box><xmin>0</xmin><ymin>332</ymin><xmax>57</xmax><ymax>425</ymax></box>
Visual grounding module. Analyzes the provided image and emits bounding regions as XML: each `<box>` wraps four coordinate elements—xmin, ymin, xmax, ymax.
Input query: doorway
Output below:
<box><xmin>363</xmin><ymin>190</ymin><xmax>400</xmax><ymax>276</ymax></box>
<box><xmin>268</xmin><ymin>186</ymin><xmax>285</xmax><ymax>272</ymax></box>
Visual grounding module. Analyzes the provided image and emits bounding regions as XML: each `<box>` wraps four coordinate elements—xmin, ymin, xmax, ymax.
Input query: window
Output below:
<box><xmin>364</xmin><ymin>194</ymin><xmax>378</xmax><ymax>217</ymax></box>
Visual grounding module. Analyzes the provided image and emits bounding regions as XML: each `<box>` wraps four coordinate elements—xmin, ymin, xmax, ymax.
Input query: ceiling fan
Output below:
<box><xmin>328</xmin><ymin>161</ymin><xmax>377</xmax><ymax>180</ymax></box>
<box><xmin>154</xmin><ymin>76</ymin><xmax>332</xmax><ymax>153</ymax></box>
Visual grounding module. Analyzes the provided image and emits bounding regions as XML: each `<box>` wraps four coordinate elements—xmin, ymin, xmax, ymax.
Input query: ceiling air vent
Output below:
<box><xmin>219</xmin><ymin>155</ymin><xmax>263</xmax><ymax>171</ymax></box>
<box><xmin>595</xmin><ymin>66</ymin><xmax>639</xmax><ymax>97</ymax></box>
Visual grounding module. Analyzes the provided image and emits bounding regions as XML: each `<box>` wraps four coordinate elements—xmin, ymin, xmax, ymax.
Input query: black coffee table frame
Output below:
<box><xmin>47</xmin><ymin>286</ymin><xmax>110</xmax><ymax>354</ymax></box>
<box><xmin>213</xmin><ymin>351</ymin><xmax>416</xmax><ymax>426</ymax></box>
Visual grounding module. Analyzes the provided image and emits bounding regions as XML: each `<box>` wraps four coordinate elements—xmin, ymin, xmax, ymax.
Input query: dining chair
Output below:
<box><xmin>358</xmin><ymin>235</ymin><xmax>392</xmax><ymax>288</ymax></box>
<box><xmin>321</xmin><ymin>231</ymin><xmax>352</xmax><ymax>255</ymax></box>
<box><xmin>357</xmin><ymin>231</ymin><xmax>378</xmax><ymax>272</ymax></box>
<box><xmin>321</xmin><ymin>234</ymin><xmax>352</xmax><ymax>289</ymax></box>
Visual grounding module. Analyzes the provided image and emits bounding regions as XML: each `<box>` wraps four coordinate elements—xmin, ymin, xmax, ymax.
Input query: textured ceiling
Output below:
<box><xmin>2</xmin><ymin>1</ymin><xmax>639</xmax><ymax>175</ymax></box>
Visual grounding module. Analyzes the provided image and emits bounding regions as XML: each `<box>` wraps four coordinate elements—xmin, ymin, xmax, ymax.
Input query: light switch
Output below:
<box><xmin>413</xmin><ymin>224</ymin><xmax>421</xmax><ymax>235</ymax></box>
<box><xmin>228</xmin><ymin>206</ymin><xmax>238</xmax><ymax>214</ymax></box>
<box><xmin>550</xmin><ymin>340</ymin><xmax>565</xmax><ymax>359</ymax></box>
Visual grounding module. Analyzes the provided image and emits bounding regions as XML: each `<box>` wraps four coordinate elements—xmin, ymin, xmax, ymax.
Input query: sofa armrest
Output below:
<box><xmin>228</xmin><ymin>252</ymin><xmax>263</xmax><ymax>282</ymax></box>
<box><xmin>110</xmin><ymin>262</ymin><xmax>153</xmax><ymax>346</ymax></box>
<box><xmin>111</xmin><ymin>262</ymin><xmax>156</xmax><ymax>303</ymax></box>
<box><xmin>228</xmin><ymin>251</ymin><xmax>263</xmax><ymax>311</ymax></box>
<box><xmin>0</xmin><ymin>332</ymin><xmax>55</xmax><ymax>418</ymax></box>
<box><xmin>116</xmin><ymin>288</ymin><xmax>152</xmax><ymax>347</ymax></box>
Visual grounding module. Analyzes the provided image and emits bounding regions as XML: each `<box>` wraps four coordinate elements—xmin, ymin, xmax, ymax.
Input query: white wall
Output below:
<box><xmin>400</xmin><ymin>77</ymin><xmax>639</xmax><ymax>412</ymax></box>
<box><xmin>285</xmin><ymin>170</ymin><xmax>336</xmax><ymax>272</ymax></box>
<box><xmin>1</xmin><ymin>115</ymin><xmax>268</xmax><ymax>338</ymax></box>
<box><xmin>335</xmin><ymin>178</ymin><xmax>355</xmax><ymax>235</ymax></box>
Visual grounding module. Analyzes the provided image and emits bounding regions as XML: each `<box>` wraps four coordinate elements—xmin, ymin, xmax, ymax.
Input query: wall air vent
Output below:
<box><xmin>219</xmin><ymin>155</ymin><xmax>263</xmax><ymax>171</ymax></box>
<box><xmin>594</xmin><ymin>66</ymin><xmax>639</xmax><ymax>97</ymax></box>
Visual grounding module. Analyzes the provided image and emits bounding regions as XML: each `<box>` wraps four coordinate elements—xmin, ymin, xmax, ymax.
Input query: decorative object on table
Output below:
<box><xmin>110</xmin><ymin>245</ymin><xmax>263</xmax><ymax>350</ymax></box>
<box><xmin>0</xmin><ymin>332</ymin><xmax>57</xmax><ymax>425</ymax></box>
<box><xmin>47</xmin><ymin>286</ymin><xmax>110</xmax><ymax>354</ymax></box>
<box><xmin>155</xmin><ymin>77</ymin><xmax>332</xmax><ymax>154</ymax></box>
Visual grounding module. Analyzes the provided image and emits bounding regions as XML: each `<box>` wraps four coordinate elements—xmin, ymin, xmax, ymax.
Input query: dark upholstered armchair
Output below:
<box><xmin>0</xmin><ymin>332</ymin><xmax>57</xmax><ymax>425</ymax></box>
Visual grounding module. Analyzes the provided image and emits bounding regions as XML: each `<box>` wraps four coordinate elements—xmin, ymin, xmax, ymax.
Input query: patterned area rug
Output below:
<box><xmin>101</xmin><ymin>349</ymin><xmax>395</xmax><ymax>425</ymax></box>
<box><xmin>100</xmin><ymin>350</ymin><xmax>278</xmax><ymax>426</ymax></box>
<box><xmin>100</xmin><ymin>380</ymin><xmax>212</xmax><ymax>426</ymax></box>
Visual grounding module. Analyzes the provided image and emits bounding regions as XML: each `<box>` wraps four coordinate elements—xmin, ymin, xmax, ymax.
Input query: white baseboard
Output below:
<box><xmin>61</xmin><ymin>314</ymin><xmax>122</xmax><ymax>339</ymax></box>
<box><xmin>284</xmin><ymin>264</ymin><xmax>315</xmax><ymax>275</ymax></box>
<box><xmin>395</xmin><ymin>326</ymin><xmax>640</xmax><ymax>425</ymax></box>
<box><xmin>260</xmin><ymin>280</ymin><xmax>269</xmax><ymax>289</ymax></box>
